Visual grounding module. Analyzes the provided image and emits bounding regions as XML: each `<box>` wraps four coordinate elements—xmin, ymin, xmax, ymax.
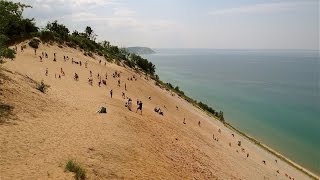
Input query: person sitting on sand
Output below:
<box><xmin>154</xmin><ymin>107</ymin><xmax>163</xmax><ymax>116</ymax></box>
<box><xmin>88</xmin><ymin>78</ymin><xmax>93</xmax><ymax>86</ymax></box>
<box><xmin>74</xmin><ymin>73</ymin><xmax>79</xmax><ymax>81</ymax></box>
<box><xmin>45</xmin><ymin>52</ymin><xmax>48</xmax><ymax>58</ymax></box>
<box><xmin>136</xmin><ymin>101</ymin><xmax>143</xmax><ymax>115</ymax></box>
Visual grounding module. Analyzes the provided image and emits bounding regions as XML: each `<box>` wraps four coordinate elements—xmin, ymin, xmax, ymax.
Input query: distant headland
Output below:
<box><xmin>126</xmin><ymin>47</ymin><xmax>156</xmax><ymax>54</ymax></box>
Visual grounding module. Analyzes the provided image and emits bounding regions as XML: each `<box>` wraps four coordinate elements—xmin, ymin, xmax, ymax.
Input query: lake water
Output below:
<box><xmin>143</xmin><ymin>49</ymin><xmax>320</xmax><ymax>175</ymax></box>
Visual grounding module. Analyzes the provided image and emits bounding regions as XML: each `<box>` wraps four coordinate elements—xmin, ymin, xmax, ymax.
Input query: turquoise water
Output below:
<box><xmin>143</xmin><ymin>49</ymin><xmax>320</xmax><ymax>175</ymax></box>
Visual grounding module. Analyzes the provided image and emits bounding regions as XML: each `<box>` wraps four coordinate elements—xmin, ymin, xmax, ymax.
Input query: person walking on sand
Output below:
<box><xmin>45</xmin><ymin>68</ymin><xmax>48</xmax><ymax>76</ymax></box>
<box><xmin>125</xmin><ymin>83</ymin><xmax>127</xmax><ymax>91</ymax></box>
<box><xmin>136</xmin><ymin>101</ymin><xmax>143</xmax><ymax>115</ymax></box>
<box><xmin>85</xmin><ymin>61</ymin><xmax>88</xmax><ymax>68</ymax></box>
<box><xmin>110</xmin><ymin>89</ymin><xmax>113</xmax><ymax>98</ymax></box>
<box><xmin>128</xmin><ymin>98</ymin><xmax>132</xmax><ymax>111</ymax></box>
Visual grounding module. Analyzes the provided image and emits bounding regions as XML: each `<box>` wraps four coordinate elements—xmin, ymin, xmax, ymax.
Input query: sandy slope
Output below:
<box><xmin>0</xmin><ymin>42</ymin><xmax>317</xmax><ymax>180</ymax></box>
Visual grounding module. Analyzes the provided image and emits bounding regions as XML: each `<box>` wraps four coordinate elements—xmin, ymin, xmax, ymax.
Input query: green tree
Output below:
<box><xmin>0</xmin><ymin>1</ymin><xmax>37</xmax><ymax>43</ymax></box>
<box><xmin>85</xmin><ymin>26</ymin><xmax>93</xmax><ymax>38</ymax></box>
<box><xmin>46</xmin><ymin>20</ymin><xmax>69</xmax><ymax>40</ymax></box>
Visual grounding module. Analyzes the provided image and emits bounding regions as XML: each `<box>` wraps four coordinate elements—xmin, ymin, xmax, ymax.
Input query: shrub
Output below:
<box><xmin>39</xmin><ymin>31</ymin><xmax>56</xmax><ymax>43</ymax></box>
<box><xmin>1</xmin><ymin>48</ymin><xmax>16</xmax><ymax>61</ymax></box>
<box><xmin>97</xmin><ymin>50</ymin><xmax>103</xmax><ymax>56</ymax></box>
<box><xmin>28</xmin><ymin>38</ymin><xmax>40</xmax><ymax>49</ymax></box>
<box><xmin>66</xmin><ymin>41</ymin><xmax>77</xmax><ymax>49</ymax></box>
<box><xmin>0</xmin><ymin>103</ymin><xmax>14</xmax><ymax>123</ymax></box>
<box><xmin>87</xmin><ymin>51</ymin><xmax>93</xmax><ymax>57</ymax></box>
<box><xmin>36</xmin><ymin>81</ymin><xmax>48</xmax><ymax>93</ymax></box>
<box><xmin>65</xmin><ymin>160</ymin><xmax>86</xmax><ymax>180</ymax></box>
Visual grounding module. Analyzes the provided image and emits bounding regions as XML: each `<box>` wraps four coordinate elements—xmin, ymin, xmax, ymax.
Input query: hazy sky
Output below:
<box><xmin>16</xmin><ymin>0</ymin><xmax>319</xmax><ymax>49</ymax></box>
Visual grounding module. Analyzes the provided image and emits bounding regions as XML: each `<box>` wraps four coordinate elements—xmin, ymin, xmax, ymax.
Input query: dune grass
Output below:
<box><xmin>65</xmin><ymin>160</ymin><xmax>86</xmax><ymax>180</ymax></box>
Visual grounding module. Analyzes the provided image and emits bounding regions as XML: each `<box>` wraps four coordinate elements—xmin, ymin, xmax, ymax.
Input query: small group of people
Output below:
<box><xmin>154</xmin><ymin>107</ymin><xmax>164</xmax><ymax>116</ymax></box>
<box><xmin>125</xmin><ymin>98</ymin><xmax>143</xmax><ymax>114</ymax></box>
<box><xmin>39</xmin><ymin>51</ymin><xmax>49</xmax><ymax>62</ymax></box>
<box><xmin>71</xmin><ymin>58</ymin><xmax>82</xmax><ymax>66</ymax></box>
<box><xmin>127</xmin><ymin>75</ymin><xmax>137</xmax><ymax>81</ymax></box>
<box><xmin>112</xmin><ymin>71</ymin><xmax>121</xmax><ymax>78</ymax></box>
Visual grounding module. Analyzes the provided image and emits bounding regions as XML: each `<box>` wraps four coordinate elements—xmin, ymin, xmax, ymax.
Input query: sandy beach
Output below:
<box><xmin>0</xmin><ymin>42</ymin><xmax>318</xmax><ymax>179</ymax></box>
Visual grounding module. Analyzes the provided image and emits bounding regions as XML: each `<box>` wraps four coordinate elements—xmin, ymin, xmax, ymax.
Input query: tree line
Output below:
<box><xmin>0</xmin><ymin>0</ymin><xmax>155</xmax><ymax>75</ymax></box>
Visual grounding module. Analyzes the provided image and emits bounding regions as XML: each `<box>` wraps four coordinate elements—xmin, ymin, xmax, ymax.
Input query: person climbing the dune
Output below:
<box><xmin>136</xmin><ymin>101</ymin><xmax>143</xmax><ymax>115</ymax></box>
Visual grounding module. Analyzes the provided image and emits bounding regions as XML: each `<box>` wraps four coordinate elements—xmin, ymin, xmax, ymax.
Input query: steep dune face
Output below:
<box><xmin>0</xmin><ymin>42</ymin><xmax>313</xmax><ymax>180</ymax></box>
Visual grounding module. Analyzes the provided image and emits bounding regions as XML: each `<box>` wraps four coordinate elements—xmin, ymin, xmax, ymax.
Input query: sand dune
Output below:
<box><xmin>0</xmin><ymin>42</ymin><xmax>316</xmax><ymax>179</ymax></box>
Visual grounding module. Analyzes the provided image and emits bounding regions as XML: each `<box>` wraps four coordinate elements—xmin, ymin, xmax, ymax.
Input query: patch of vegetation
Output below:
<box><xmin>155</xmin><ymin>79</ymin><xmax>225</xmax><ymax>122</ymax></box>
<box><xmin>65</xmin><ymin>160</ymin><xmax>86</xmax><ymax>180</ymax></box>
<box><xmin>0</xmin><ymin>103</ymin><xmax>14</xmax><ymax>124</ymax></box>
<box><xmin>36</xmin><ymin>80</ymin><xmax>49</xmax><ymax>93</ymax></box>
<box><xmin>28</xmin><ymin>38</ymin><xmax>40</xmax><ymax>49</ymax></box>
<box><xmin>0</xmin><ymin>47</ymin><xmax>15</xmax><ymax>62</ymax></box>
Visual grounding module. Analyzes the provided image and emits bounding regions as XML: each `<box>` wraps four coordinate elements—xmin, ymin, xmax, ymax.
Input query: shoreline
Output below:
<box><xmin>184</xmin><ymin>95</ymin><xmax>319</xmax><ymax>179</ymax></box>
<box><xmin>147</xmin><ymin>53</ymin><xmax>319</xmax><ymax>178</ymax></box>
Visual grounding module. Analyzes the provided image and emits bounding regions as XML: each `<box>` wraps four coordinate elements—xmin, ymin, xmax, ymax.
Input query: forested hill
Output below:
<box><xmin>126</xmin><ymin>47</ymin><xmax>155</xmax><ymax>54</ymax></box>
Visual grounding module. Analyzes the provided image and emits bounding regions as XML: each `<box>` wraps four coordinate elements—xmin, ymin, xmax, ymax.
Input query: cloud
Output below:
<box><xmin>113</xmin><ymin>7</ymin><xmax>136</xmax><ymax>16</ymax></box>
<box><xmin>208</xmin><ymin>1</ymin><xmax>316</xmax><ymax>15</ymax></box>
